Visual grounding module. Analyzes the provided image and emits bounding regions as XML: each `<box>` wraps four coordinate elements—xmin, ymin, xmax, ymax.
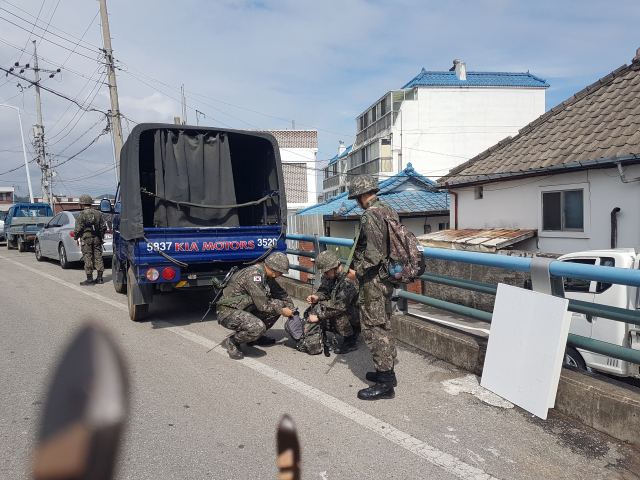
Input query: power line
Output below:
<box><xmin>15</xmin><ymin>0</ymin><xmax>45</xmax><ymax>64</ymax></box>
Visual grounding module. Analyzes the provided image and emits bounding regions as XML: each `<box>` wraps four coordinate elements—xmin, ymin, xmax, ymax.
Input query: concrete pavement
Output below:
<box><xmin>1</xmin><ymin>248</ymin><xmax>639</xmax><ymax>479</ymax></box>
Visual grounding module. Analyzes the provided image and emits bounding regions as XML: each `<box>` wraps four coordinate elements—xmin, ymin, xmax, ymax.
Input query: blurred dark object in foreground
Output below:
<box><xmin>32</xmin><ymin>324</ymin><xmax>129</xmax><ymax>480</ymax></box>
<box><xmin>277</xmin><ymin>414</ymin><xmax>301</xmax><ymax>480</ymax></box>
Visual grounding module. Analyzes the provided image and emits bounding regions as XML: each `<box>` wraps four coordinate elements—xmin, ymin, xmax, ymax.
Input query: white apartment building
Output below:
<box><xmin>323</xmin><ymin>60</ymin><xmax>548</xmax><ymax>195</ymax></box>
<box><xmin>260</xmin><ymin>130</ymin><xmax>319</xmax><ymax>212</ymax></box>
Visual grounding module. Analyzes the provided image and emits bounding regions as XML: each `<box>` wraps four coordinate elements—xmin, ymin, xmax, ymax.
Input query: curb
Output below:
<box><xmin>277</xmin><ymin>276</ymin><xmax>640</xmax><ymax>448</ymax></box>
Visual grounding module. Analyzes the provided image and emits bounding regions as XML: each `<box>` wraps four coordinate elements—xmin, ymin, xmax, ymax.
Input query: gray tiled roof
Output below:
<box><xmin>259</xmin><ymin>130</ymin><xmax>318</xmax><ymax>149</ymax></box>
<box><xmin>438</xmin><ymin>55</ymin><xmax>640</xmax><ymax>186</ymax></box>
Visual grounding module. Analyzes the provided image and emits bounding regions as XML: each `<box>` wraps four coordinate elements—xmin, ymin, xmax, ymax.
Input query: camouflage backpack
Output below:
<box><xmin>370</xmin><ymin>207</ymin><xmax>426</xmax><ymax>285</ymax></box>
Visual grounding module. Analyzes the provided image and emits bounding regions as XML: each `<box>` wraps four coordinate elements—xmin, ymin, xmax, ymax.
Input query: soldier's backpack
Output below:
<box><xmin>284</xmin><ymin>309</ymin><xmax>304</xmax><ymax>341</ymax></box>
<box><xmin>370</xmin><ymin>206</ymin><xmax>426</xmax><ymax>285</ymax></box>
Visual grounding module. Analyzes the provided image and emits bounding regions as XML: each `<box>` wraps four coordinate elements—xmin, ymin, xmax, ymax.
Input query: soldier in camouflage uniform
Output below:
<box><xmin>217</xmin><ymin>252</ymin><xmax>295</xmax><ymax>360</ymax></box>
<box><xmin>349</xmin><ymin>174</ymin><xmax>398</xmax><ymax>400</ymax></box>
<box><xmin>74</xmin><ymin>195</ymin><xmax>107</xmax><ymax>286</ymax></box>
<box><xmin>305</xmin><ymin>250</ymin><xmax>361</xmax><ymax>354</ymax></box>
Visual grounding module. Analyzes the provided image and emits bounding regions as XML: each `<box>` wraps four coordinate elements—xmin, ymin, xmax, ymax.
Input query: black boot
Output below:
<box><xmin>358</xmin><ymin>370</ymin><xmax>396</xmax><ymax>400</ymax></box>
<box><xmin>365</xmin><ymin>370</ymin><xmax>397</xmax><ymax>387</ymax></box>
<box><xmin>334</xmin><ymin>333</ymin><xmax>358</xmax><ymax>354</ymax></box>
<box><xmin>95</xmin><ymin>272</ymin><xmax>104</xmax><ymax>284</ymax></box>
<box><xmin>246</xmin><ymin>336</ymin><xmax>276</xmax><ymax>346</ymax></box>
<box><xmin>80</xmin><ymin>274</ymin><xmax>94</xmax><ymax>286</ymax></box>
<box><xmin>222</xmin><ymin>336</ymin><xmax>244</xmax><ymax>360</ymax></box>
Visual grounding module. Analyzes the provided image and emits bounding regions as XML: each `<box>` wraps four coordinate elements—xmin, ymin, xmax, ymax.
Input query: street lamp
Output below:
<box><xmin>0</xmin><ymin>104</ymin><xmax>34</xmax><ymax>202</ymax></box>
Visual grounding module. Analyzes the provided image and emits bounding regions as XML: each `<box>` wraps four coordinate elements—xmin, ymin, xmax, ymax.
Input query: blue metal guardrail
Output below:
<box><xmin>285</xmin><ymin>233</ymin><xmax>640</xmax><ymax>366</ymax></box>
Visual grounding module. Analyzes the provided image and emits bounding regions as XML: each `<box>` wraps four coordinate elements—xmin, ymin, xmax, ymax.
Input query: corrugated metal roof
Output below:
<box><xmin>438</xmin><ymin>58</ymin><xmax>640</xmax><ymax>186</ymax></box>
<box><xmin>297</xmin><ymin>163</ymin><xmax>449</xmax><ymax>217</ymax></box>
<box><xmin>418</xmin><ymin>228</ymin><xmax>537</xmax><ymax>253</ymax></box>
<box><xmin>402</xmin><ymin>68</ymin><xmax>549</xmax><ymax>89</ymax></box>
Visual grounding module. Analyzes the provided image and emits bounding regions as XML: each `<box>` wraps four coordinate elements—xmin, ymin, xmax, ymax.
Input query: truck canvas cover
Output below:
<box><xmin>119</xmin><ymin>124</ymin><xmax>287</xmax><ymax>240</ymax></box>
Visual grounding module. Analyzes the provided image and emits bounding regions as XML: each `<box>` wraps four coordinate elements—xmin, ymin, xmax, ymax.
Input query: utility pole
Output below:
<box><xmin>99</xmin><ymin>0</ymin><xmax>124</xmax><ymax>179</ymax></box>
<box><xmin>32</xmin><ymin>41</ymin><xmax>51</xmax><ymax>206</ymax></box>
<box><xmin>181</xmin><ymin>85</ymin><xmax>187</xmax><ymax>125</ymax></box>
<box><xmin>11</xmin><ymin>43</ymin><xmax>61</xmax><ymax>207</ymax></box>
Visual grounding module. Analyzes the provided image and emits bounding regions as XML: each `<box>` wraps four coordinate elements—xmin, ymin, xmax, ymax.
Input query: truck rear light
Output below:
<box><xmin>162</xmin><ymin>267</ymin><xmax>176</xmax><ymax>281</ymax></box>
<box><xmin>146</xmin><ymin>268</ymin><xmax>160</xmax><ymax>281</ymax></box>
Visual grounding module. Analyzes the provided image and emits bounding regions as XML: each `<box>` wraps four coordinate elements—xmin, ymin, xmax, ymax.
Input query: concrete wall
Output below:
<box><xmin>280</xmin><ymin>147</ymin><xmax>319</xmax><ymax>211</ymax></box>
<box><xmin>391</xmin><ymin>87</ymin><xmax>546</xmax><ymax>180</ymax></box>
<box><xmin>452</xmin><ymin>165</ymin><xmax>640</xmax><ymax>254</ymax></box>
<box><xmin>327</xmin><ymin>215</ymin><xmax>450</xmax><ymax>240</ymax></box>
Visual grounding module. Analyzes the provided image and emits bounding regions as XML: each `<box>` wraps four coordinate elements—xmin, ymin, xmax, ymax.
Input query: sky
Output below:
<box><xmin>0</xmin><ymin>0</ymin><xmax>639</xmax><ymax>198</ymax></box>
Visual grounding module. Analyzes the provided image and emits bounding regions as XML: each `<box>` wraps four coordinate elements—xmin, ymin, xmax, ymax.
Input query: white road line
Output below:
<box><xmin>1</xmin><ymin>255</ymin><xmax>497</xmax><ymax>480</ymax></box>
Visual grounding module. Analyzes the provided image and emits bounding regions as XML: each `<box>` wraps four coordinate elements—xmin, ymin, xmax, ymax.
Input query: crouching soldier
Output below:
<box><xmin>217</xmin><ymin>252</ymin><xmax>295</xmax><ymax>360</ymax></box>
<box><xmin>305</xmin><ymin>251</ymin><xmax>360</xmax><ymax>354</ymax></box>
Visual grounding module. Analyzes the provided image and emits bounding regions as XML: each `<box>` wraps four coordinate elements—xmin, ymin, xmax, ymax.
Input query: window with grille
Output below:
<box><xmin>282</xmin><ymin>163</ymin><xmax>308</xmax><ymax>203</ymax></box>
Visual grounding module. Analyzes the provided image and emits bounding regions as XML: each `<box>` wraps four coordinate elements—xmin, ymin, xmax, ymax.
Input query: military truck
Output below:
<box><xmin>108</xmin><ymin>124</ymin><xmax>288</xmax><ymax>321</ymax></box>
<box><xmin>4</xmin><ymin>203</ymin><xmax>54</xmax><ymax>252</ymax></box>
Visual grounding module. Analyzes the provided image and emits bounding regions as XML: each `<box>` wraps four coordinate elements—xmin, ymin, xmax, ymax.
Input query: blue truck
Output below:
<box><xmin>4</xmin><ymin>203</ymin><xmax>54</xmax><ymax>252</ymax></box>
<box><xmin>107</xmin><ymin>124</ymin><xmax>288</xmax><ymax>321</ymax></box>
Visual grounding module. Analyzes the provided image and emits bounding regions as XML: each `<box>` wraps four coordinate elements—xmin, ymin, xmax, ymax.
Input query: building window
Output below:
<box><xmin>439</xmin><ymin>222</ymin><xmax>450</xmax><ymax>231</ymax></box>
<box><xmin>542</xmin><ymin>189</ymin><xmax>583</xmax><ymax>231</ymax></box>
<box><xmin>282</xmin><ymin>163</ymin><xmax>308</xmax><ymax>203</ymax></box>
<box><xmin>474</xmin><ymin>186</ymin><xmax>483</xmax><ymax>199</ymax></box>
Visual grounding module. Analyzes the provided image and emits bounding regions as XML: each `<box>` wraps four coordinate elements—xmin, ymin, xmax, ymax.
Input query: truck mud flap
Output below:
<box><xmin>129</xmin><ymin>267</ymin><xmax>154</xmax><ymax>305</ymax></box>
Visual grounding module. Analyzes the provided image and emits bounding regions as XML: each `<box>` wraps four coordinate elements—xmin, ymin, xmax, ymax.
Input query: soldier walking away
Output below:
<box><xmin>349</xmin><ymin>175</ymin><xmax>399</xmax><ymax>400</ymax></box>
<box><xmin>306</xmin><ymin>250</ymin><xmax>360</xmax><ymax>354</ymax></box>
<box><xmin>217</xmin><ymin>252</ymin><xmax>295</xmax><ymax>360</ymax></box>
<box><xmin>74</xmin><ymin>195</ymin><xmax>107</xmax><ymax>286</ymax></box>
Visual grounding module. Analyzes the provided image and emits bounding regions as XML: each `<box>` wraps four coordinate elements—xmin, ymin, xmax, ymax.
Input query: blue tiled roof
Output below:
<box><xmin>297</xmin><ymin>163</ymin><xmax>449</xmax><ymax>217</ymax></box>
<box><xmin>402</xmin><ymin>68</ymin><xmax>549</xmax><ymax>88</ymax></box>
<box><xmin>328</xmin><ymin>145</ymin><xmax>352</xmax><ymax>165</ymax></box>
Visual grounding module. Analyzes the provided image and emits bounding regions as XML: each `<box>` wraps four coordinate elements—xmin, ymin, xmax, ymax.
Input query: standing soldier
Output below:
<box><xmin>348</xmin><ymin>175</ymin><xmax>398</xmax><ymax>400</ymax></box>
<box><xmin>217</xmin><ymin>252</ymin><xmax>295</xmax><ymax>360</ymax></box>
<box><xmin>74</xmin><ymin>195</ymin><xmax>107</xmax><ymax>286</ymax></box>
<box><xmin>306</xmin><ymin>250</ymin><xmax>360</xmax><ymax>354</ymax></box>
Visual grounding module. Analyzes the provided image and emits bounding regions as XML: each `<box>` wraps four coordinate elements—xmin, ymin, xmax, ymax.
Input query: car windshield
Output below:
<box><xmin>16</xmin><ymin>206</ymin><xmax>51</xmax><ymax>217</ymax></box>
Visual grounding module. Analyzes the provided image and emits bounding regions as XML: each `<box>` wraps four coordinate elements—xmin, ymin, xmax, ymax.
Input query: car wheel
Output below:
<box><xmin>127</xmin><ymin>267</ymin><xmax>149</xmax><ymax>322</ymax></box>
<box><xmin>17</xmin><ymin>237</ymin><xmax>25</xmax><ymax>252</ymax></box>
<box><xmin>564</xmin><ymin>347</ymin><xmax>587</xmax><ymax>370</ymax></box>
<box><xmin>59</xmin><ymin>244</ymin><xmax>71</xmax><ymax>269</ymax></box>
<box><xmin>35</xmin><ymin>241</ymin><xmax>44</xmax><ymax>261</ymax></box>
<box><xmin>113</xmin><ymin>258</ymin><xmax>127</xmax><ymax>294</ymax></box>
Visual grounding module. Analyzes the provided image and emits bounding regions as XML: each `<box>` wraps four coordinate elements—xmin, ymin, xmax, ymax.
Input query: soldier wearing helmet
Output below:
<box><xmin>347</xmin><ymin>174</ymin><xmax>399</xmax><ymax>400</ymax></box>
<box><xmin>303</xmin><ymin>250</ymin><xmax>361</xmax><ymax>354</ymax></box>
<box><xmin>73</xmin><ymin>194</ymin><xmax>107</xmax><ymax>286</ymax></box>
<box><xmin>217</xmin><ymin>251</ymin><xmax>295</xmax><ymax>360</ymax></box>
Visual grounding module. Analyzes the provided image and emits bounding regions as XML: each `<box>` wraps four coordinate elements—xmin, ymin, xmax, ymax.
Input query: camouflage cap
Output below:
<box><xmin>348</xmin><ymin>174</ymin><xmax>380</xmax><ymax>199</ymax></box>
<box><xmin>79</xmin><ymin>194</ymin><xmax>93</xmax><ymax>205</ymax></box>
<box><xmin>265</xmin><ymin>251</ymin><xmax>289</xmax><ymax>273</ymax></box>
<box><xmin>314</xmin><ymin>250</ymin><xmax>341</xmax><ymax>274</ymax></box>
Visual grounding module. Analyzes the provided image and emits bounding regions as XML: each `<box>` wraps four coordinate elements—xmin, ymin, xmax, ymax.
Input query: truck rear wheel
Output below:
<box><xmin>564</xmin><ymin>347</ymin><xmax>587</xmax><ymax>370</ymax></box>
<box><xmin>113</xmin><ymin>259</ymin><xmax>126</xmax><ymax>294</ymax></box>
<box><xmin>127</xmin><ymin>267</ymin><xmax>149</xmax><ymax>322</ymax></box>
<box><xmin>17</xmin><ymin>238</ymin><xmax>25</xmax><ymax>252</ymax></box>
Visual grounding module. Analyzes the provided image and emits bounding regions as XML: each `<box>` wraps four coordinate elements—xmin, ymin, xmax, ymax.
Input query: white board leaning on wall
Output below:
<box><xmin>481</xmin><ymin>284</ymin><xmax>572</xmax><ymax>419</ymax></box>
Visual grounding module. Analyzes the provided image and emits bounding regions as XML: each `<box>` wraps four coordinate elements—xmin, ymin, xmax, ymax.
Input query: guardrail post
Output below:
<box><xmin>393</xmin><ymin>284</ymin><xmax>409</xmax><ymax>314</ymax></box>
<box><xmin>530</xmin><ymin>256</ymin><xmax>565</xmax><ymax>298</ymax></box>
<box><xmin>312</xmin><ymin>234</ymin><xmax>325</xmax><ymax>290</ymax></box>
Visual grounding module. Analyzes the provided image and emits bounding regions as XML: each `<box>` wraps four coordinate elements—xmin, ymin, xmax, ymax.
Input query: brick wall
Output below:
<box><xmin>407</xmin><ymin>278</ymin><xmax>422</xmax><ymax>304</ymax></box>
<box><xmin>298</xmin><ymin>241</ymin><xmax>315</xmax><ymax>283</ymax></box>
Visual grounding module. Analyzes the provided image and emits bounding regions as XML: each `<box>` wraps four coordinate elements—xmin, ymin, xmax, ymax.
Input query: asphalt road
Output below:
<box><xmin>1</xmin><ymin>246</ymin><xmax>639</xmax><ymax>480</ymax></box>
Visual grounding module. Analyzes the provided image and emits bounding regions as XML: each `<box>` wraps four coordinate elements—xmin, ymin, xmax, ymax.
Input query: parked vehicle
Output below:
<box><xmin>4</xmin><ymin>203</ymin><xmax>53</xmax><ymax>252</ymax></box>
<box><xmin>0</xmin><ymin>211</ymin><xmax>7</xmax><ymax>241</ymax></box>
<box><xmin>560</xmin><ymin>248</ymin><xmax>640</xmax><ymax>378</ymax></box>
<box><xmin>110</xmin><ymin>124</ymin><xmax>287</xmax><ymax>321</ymax></box>
<box><xmin>34</xmin><ymin>210</ymin><xmax>113</xmax><ymax>268</ymax></box>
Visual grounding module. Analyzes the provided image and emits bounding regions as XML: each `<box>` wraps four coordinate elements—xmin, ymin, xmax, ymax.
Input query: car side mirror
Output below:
<box><xmin>100</xmin><ymin>199</ymin><xmax>112</xmax><ymax>213</ymax></box>
<box><xmin>114</xmin><ymin>202</ymin><xmax>121</xmax><ymax>214</ymax></box>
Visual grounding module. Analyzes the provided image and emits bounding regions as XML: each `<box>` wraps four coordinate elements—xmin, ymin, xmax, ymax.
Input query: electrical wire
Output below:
<box><xmin>15</xmin><ymin>0</ymin><xmax>45</xmax><ymax>64</ymax></box>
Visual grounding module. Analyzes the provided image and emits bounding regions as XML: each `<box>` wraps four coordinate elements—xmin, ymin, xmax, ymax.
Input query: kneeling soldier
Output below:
<box><xmin>217</xmin><ymin>252</ymin><xmax>295</xmax><ymax>360</ymax></box>
<box><xmin>306</xmin><ymin>251</ymin><xmax>360</xmax><ymax>354</ymax></box>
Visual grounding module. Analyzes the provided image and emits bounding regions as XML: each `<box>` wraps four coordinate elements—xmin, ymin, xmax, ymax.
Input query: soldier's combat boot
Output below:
<box><xmin>246</xmin><ymin>336</ymin><xmax>276</xmax><ymax>346</ymax></box>
<box><xmin>365</xmin><ymin>370</ymin><xmax>397</xmax><ymax>387</ymax></box>
<box><xmin>80</xmin><ymin>274</ymin><xmax>94</xmax><ymax>286</ymax></box>
<box><xmin>334</xmin><ymin>333</ymin><xmax>358</xmax><ymax>354</ymax></box>
<box><xmin>95</xmin><ymin>272</ymin><xmax>104</xmax><ymax>284</ymax></box>
<box><xmin>222</xmin><ymin>335</ymin><xmax>244</xmax><ymax>360</ymax></box>
<box><xmin>358</xmin><ymin>370</ymin><xmax>396</xmax><ymax>400</ymax></box>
